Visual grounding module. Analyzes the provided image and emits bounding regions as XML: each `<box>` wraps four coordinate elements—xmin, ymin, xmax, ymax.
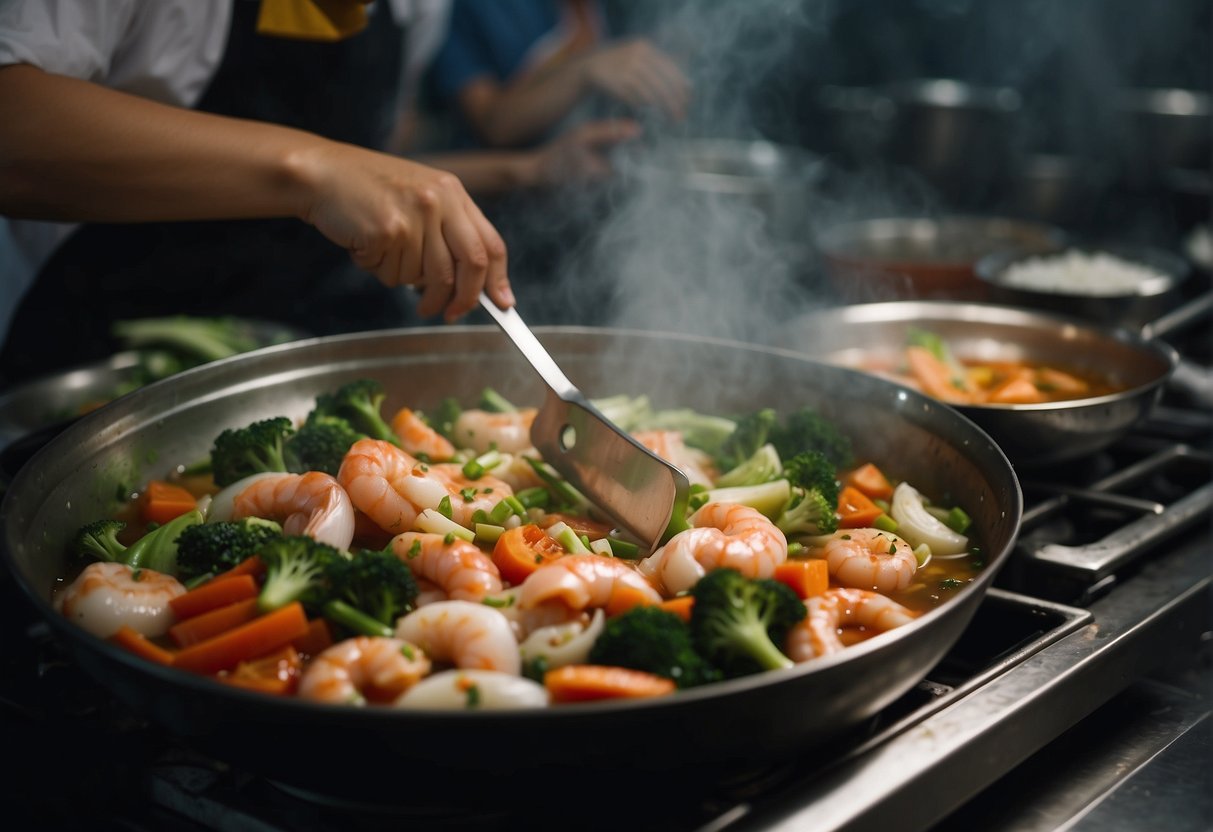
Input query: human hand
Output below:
<box><xmin>531</xmin><ymin>118</ymin><xmax>641</xmax><ymax>186</ymax></box>
<box><xmin>580</xmin><ymin>38</ymin><xmax>691</xmax><ymax>122</ymax></box>
<box><xmin>298</xmin><ymin>142</ymin><xmax>512</xmax><ymax>322</ymax></box>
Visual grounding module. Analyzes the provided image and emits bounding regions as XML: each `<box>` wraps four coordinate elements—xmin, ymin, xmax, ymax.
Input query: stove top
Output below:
<box><xmin>2</xmin><ymin>391</ymin><xmax>1209</xmax><ymax>832</ymax></box>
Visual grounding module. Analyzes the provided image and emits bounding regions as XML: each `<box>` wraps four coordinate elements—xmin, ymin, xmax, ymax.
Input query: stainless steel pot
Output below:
<box><xmin>776</xmin><ymin>301</ymin><xmax>1185</xmax><ymax>467</ymax></box>
<box><xmin>0</xmin><ymin>327</ymin><xmax>1021</xmax><ymax>806</ymax></box>
<box><xmin>616</xmin><ymin>137</ymin><xmax>824</xmax><ymax>243</ymax></box>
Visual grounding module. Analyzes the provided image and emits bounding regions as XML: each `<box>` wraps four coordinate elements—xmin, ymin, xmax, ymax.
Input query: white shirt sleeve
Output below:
<box><xmin>0</xmin><ymin>0</ymin><xmax>230</xmax><ymax>108</ymax></box>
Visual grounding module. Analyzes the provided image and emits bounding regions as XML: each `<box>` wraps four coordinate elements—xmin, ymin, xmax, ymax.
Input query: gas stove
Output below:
<box><xmin>1</xmin><ymin>361</ymin><xmax>1209</xmax><ymax>832</ymax></box>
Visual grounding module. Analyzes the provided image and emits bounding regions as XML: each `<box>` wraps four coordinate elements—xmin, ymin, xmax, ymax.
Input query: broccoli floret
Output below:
<box><xmin>588</xmin><ymin>605</ymin><xmax>721</xmax><ymax>688</ymax></box>
<box><xmin>714</xmin><ymin>443</ymin><xmax>782</xmax><ymax>489</ymax></box>
<box><xmin>174</xmin><ymin>517</ymin><xmax>284</xmax><ymax>582</ymax></box>
<box><xmin>716</xmin><ymin>408</ymin><xmax>778</xmax><ymax>471</ymax></box>
<box><xmin>689</xmin><ymin>568</ymin><xmax>805</xmax><ymax>679</ymax></box>
<box><xmin>73</xmin><ymin>519</ymin><xmax>128</xmax><ymax>563</ymax></box>
<box><xmin>320</xmin><ymin>547</ymin><xmax>419</xmax><ymax>637</ymax></box>
<box><xmin>257</xmin><ymin>535</ymin><xmax>342</xmax><ymax>613</ymax></box>
<box><xmin>210</xmin><ymin>416</ymin><xmax>294</xmax><ymax>487</ymax></box>
<box><xmin>783</xmin><ymin>450</ymin><xmax>841</xmax><ymax>505</ymax></box>
<box><xmin>72</xmin><ymin>510</ymin><xmax>203</xmax><ymax>575</ymax></box>
<box><xmin>284</xmin><ymin>414</ymin><xmax>365</xmax><ymax>476</ymax></box>
<box><xmin>769</xmin><ymin>407</ymin><xmax>853</xmax><ymax>470</ymax></box>
<box><xmin>776</xmin><ymin>488</ymin><xmax>839</xmax><ymax>537</ymax></box>
<box><xmin>310</xmin><ymin>379</ymin><xmax>398</xmax><ymax>445</ymax></box>
<box><xmin>112</xmin><ymin>316</ymin><xmax>259</xmax><ymax>365</ymax></box>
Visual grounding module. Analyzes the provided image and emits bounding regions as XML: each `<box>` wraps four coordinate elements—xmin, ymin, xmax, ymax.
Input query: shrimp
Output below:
<box><xmin>640</xmin><ymin>501</ymin><xmax>787</xmax><ymax>595</ymax></box>
<box><xmin>55</xmin><ymin>561</ymin><xmax>185</xmax><ymax>639</ymax></box>
<box><xmin>231</xmin><ymin>471</ymin><xmax>355</xmax><ymax>550</ymax></box>
<box><xmin>812</xmin><ymin>527</ymin><xmax>917</xmax><ymax>593</ymax></box>
<box><xmin>390</xmin><ymin>407</ymin><xmax>456</xmax><ymax>461</ymax></box>
<box><xmin>338</xmin><ymin>439</ymin><xmax>515</xmax><ymax>534</ymax></box>
<box><xmin>451</xmin><ymin>408</ymin><xmax>537</xmax><ymax>455</ymax></box>
<box><xmin>394</xmin><ymin>600</ymin><xmax>521</xmax><ymax>675</ymax></box>
<box><xmin>395</xmin><ymin>669</ymin><xmax>548</xmax><ymax>710</ymax></box>
<box><xmin>518</xmin><ymin>553</ymin><xmax>663</xmax><ymax>615</ymax></box>
<box><xmin>786</xmin><ymin>588</ymin><xmax>917</xmax><ymax>661</ymax></box>
<box><xmin>390</xmin><ymin>531</ymin><xmax>503</xmax><ymax>602</ymax></box>
<box><xmin>632</xmin><ymin>429</ymin><xmax>716</xmax><ymax>488</ymax></box>
<box><xmin>297</xmin><ymin>636</ymin><xmax>432</xmax><ymax>705</ymax></box>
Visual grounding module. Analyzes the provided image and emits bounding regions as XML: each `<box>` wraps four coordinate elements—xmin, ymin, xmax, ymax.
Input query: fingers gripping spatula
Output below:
<box><xmin>479</xmin><ymin>294</ymin><xmax>689</xmax><ymax>554</ymax></box>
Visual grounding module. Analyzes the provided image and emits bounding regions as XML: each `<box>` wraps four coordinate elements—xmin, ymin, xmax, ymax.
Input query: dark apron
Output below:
<box><xmin>0</xmin><ymin>0</ymin><xmax>415</xmax><ymax>384</ymax></box>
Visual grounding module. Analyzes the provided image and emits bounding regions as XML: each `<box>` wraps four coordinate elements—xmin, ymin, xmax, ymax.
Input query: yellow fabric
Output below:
<box><xmin>256</xmin><ymin>0</ymin><xmax>369</xmax><ymax>42</ymax></box>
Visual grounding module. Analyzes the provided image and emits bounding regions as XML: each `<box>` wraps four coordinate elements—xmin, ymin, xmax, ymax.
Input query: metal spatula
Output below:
<box><xmin>479</xmin><ymin>293</ymin><xmax>689</xmax><ymax>554</ymax></box>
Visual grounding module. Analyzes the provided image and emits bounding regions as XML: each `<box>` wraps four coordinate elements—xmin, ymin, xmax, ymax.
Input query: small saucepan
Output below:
<box><xmin>776</xmin><ymin>295</ymin><xmax>1212</xmax><ymax>468</ymax></box>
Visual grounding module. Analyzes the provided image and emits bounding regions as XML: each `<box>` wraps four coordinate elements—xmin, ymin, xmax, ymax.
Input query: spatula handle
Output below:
<box><xmin>478</xmin><ymin>293</ymin><xmax>577</xmax><ymax>398</ymax></box>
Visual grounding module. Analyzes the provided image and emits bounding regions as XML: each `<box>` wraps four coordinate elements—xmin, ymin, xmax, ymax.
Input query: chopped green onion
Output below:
<box><xmin>515</xmin><ymin>486</ymin><xmax>550</xmax><ymax>509</ymax></box>
<box><xmin>437</xmin><ymin>495</ymin><xmax>453</xmax><ymax>519</ymax></box>
<box><xmin>415</xmin><ymin>508</ymin><xmax>475</xmax><ymax>542</ymax></box>
<box><xmin>873</xmin><ymin>513</ymin><xmax>899</xmax><ymax>533</ymax></box>
<box><xmin>462</xmin><ymin>449</ymin><xmax>503</xmax><ymax>480</ymax></box>
<box><xmin>548</xmin><ymin>521</ymin><xmax>590</xmax><ymax>554</ymax></box>
<box><xmin>589</xmin><ymin>538</ymin><xmax>614</xmax><ymax>556</ymax></box>
<box><xmin>944</xmin><ymin>506</ymin><xmax>972</xmax><ymax>534</ymax></box>
<box><xmin>913</xmin><ymin>543</ymin><xmax>932</xmax><ymax>568</ymax></box>
<box><xmin>475</xmin><ymin>523</ymin><xmax>505</xmax><ymax>544</ymax></box>
<box><xmin>488</xmin><ymin>499</ymin><xmax>515</xmax><ymax>526</ymax></box>
<box><xmin>605</xmin><ymin>537</ymin><xmax>641</xmax><ymax>560</ymax></box>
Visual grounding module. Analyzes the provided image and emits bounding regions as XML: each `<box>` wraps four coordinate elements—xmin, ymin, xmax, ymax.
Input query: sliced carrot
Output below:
<box><xmin>168</xmin><ymin>597</ymin><xmax>261</xmax><ymax>648</ymax></box>
<box><xmin>168</xmin><ymin>573</ymin><xmax>260</xmax><ymax>621</ymax></box>
<box><xmin>544</xmin><ymin>664</ymin><xmax>677</xmax><ymax>703</ymax></box>
<box><xmin>110</xmin><ymin>625</ymin><xmax>176</xmax><ymax>666</ymax></box>
<box><xmin>291</xmin><ymin>616</ymin><xmax>335</xmax><ymax>657</ymax></box>
<box><xmin>904</xmin><ymin>346</ymin><xmax>974</xmax><ymax>404</ymax></box>
<box><xmin>986</xmin><ymin>372</ymin><xmax>1047</xmax><ymax>404</ymax></box>
<box><xmin>138</xmin><ymin>480</ymin><xmax>199</xmax><ymax>526</ymax></box>
<box><xmin>837</xmin><ymin>485</ymin><xmax>884</xmax><ymax>528</ymax></box>
<box><xmin>846</xmin><ymin>463</ymin><xmax>894</xmax><ymax>500</ymax></box>
<box><xmin>214</xmin><ymin>554</ymin><xmax>266</xmax><ymax>582</ymax></box>
<box><xmin>492</xmin><ymin>524</ymin><xmax>565</xmax><ymax>585</ymax></box>
<box><xmin>171</xmin><ymin>602</ymin><xmax>309</xmax><ymax>676</ymax></box>
<box><xmin>604</xmin><ymin>583</ymin><xmax>659</xmax><ymax>617</ymax></box>
<box><xmin>218</xmin><ymin>645</ymin><xmax>303</xmax><ymax>696</ymax></box>
<box><xmin>658</xmin><ymin>595</ymin><xmax>694</xmax><ymax>622</ymax></box>
<box><xmin>774</xmin><ymin>559</ymin><xmax>830</xmax><ymax>599</ymax></box>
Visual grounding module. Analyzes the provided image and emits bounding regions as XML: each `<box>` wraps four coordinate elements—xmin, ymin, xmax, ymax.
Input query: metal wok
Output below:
<box><xmin>0</xmin><ymin>327</ymin><xmax>1021</xmax><ymax>808</ymax></box>
<box><xmin>776</xmin><ymin>301</ymin><xmax>1189</xmax><ymax>468</ymax></box>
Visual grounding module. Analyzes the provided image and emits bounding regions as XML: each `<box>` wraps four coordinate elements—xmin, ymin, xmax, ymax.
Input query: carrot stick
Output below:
<box><xmin>168</xmin><ymin>573</ymin><xmax>259</xmax><ymax>621</ymax></box>
<box><xmin>219</xmin><ymin>645</ymin><xmax>303</xmax><ymax>696</ymax></box>
<box><xmin>846</xmin><ymin>463</ymin><xmax>894</xmax><ymax>500</ymax></box>
<box><xmin>774</xmin><ymin>559</ymin><xmax>830</xmax><ymax>599</ymax></box>
<box><xmin>605</xmin><ymin>583</ymin><xmax>659</xmax><ymax>617</ymax></box>
<box><xmin>171</xmin><ymin>602</ymin><xmax>309</xmax><ymax>676</ymax></box>
<box><xmin>837</xmin><ymin>485</ymin><xmax>884</xmax><ymax>528</ymax></box>
<box><xmin>214</xmin><ymin>555</ymin><xmax>265</xmax><ymax>582</ymax></box>
<box><xmin>291</xmin><ymin>616</ymin><xmax>335</xmax><ymax>656</ymax></box>
<box><xmin>139</xmin><ymin>480</ymin><xmax>199</xmax><ymax>526</ymax></box>
<box><xmin>658</xmin><ymin>595</ymin><xmax>694</xmax><ymax>622</ymax></box>
<box><xmin>110</xmin><ymin>626</ymin><xmax>176</xmax><ymax>666</ymax></box>
<box><xmin>168</xmin><ymin>597</ymin><xmax>261</xmax><ymax>648</ymax></box>
<box><xmin>544</xmin><ymin>664</ymin><xmax>677</xmax><ymax>703</ymax></box>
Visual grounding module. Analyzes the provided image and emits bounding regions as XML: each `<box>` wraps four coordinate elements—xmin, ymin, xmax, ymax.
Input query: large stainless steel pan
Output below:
<box><xmin>776</xmin><ymin>301</ymin><xmax>1196</xmax><ymax>468</ymax></box>
<box><xmin>0</xmin><ymin>327</ymin><xmax>1021</xmax><ymax>808</ymax></box>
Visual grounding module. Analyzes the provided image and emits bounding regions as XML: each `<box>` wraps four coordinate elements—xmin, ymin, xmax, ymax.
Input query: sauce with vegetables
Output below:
<box><xmin>54</xmin><ymin>380</ymin><xmax>985</xmax><ymax>709</ymax></box>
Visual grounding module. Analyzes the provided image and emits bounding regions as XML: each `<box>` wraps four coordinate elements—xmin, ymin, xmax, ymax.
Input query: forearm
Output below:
<box><xmin>0</xmin><ymin>64</ymin><xmax>322</xmax><ymax>222</ymax></box>
<box><xmin>461</xmin><ymin>58</ymin><xmax>591</xmax><ymax>147</ymax></box>
<box><xmin>417</xmin><ymin>151</ymin><xmax>537</xmax><ymax>197</ymax></box>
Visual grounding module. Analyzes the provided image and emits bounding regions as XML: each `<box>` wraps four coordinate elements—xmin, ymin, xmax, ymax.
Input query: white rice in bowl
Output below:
<box><xmin>999</xmin><ymin>249</ymin><xmax>1172</xmax><ymax>297</ymax></box>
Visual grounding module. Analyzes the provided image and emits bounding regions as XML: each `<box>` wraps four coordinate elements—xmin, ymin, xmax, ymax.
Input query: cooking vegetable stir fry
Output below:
<box><xmin>55</xmin><ymin>380</ymin><xmax>985</xmax><ymax>709</ymax></box>
<box><xmin>863</xmin><ymin>328</ymin><xmax>1128</xmax><ymax>405</ymax></box>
